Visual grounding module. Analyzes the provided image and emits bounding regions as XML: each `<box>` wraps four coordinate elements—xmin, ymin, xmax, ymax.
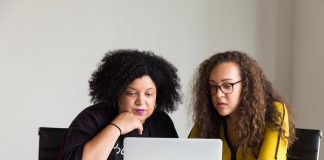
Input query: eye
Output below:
<box><xmin>125</xmin><ymin>91</ymin><xmax>136</xmax><ymax>97</ymax></box>
<box><xmin>145</xmin><ymin>92</ymin><xmax>154</xmax><ymax>97</ymax></box>
<box><xmin>209</xmin><ymin>84</ymin><xmax>218</xmax><ymax>90</ymax></box>
<box><xmin>221</xmin><ymin>83</ymin><xmax>232</xmax><ymax>90</ymax></box>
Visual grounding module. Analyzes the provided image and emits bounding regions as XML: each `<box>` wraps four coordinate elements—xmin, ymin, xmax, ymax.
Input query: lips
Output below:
<box><xmin>216</xmin><ymin>102</ymin><xmax>227</xmax><ymax>109</ymax></box>
<box><xmin>134</xmin><ymin>109</ymin><xmax>145</xmax><ymax>115</ymax></box>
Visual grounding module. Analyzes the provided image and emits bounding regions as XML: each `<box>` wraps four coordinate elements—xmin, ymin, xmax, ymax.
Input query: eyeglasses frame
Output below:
<box><xmin>209</xmin><ymin>80</ymin><xmax>243</xmax><ymax>95</ymax></box>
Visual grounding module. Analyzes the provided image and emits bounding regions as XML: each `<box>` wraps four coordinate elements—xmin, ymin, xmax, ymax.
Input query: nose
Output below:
<box><xmin>135</xmin><ymin>94</ymin><xmax>145</xmax><ymax>105</ymax></box>
<box><xmin>214</xmin><ymin>87</ymin><xmax>225</xmax><ymax>98</ymax></box>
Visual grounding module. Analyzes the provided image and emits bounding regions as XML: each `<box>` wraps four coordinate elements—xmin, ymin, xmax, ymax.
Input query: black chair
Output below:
<box><xmin>287</xmin><ymin>128</ymin><xmax>322</xmax><ymax>160</ymax></box>
<box><xmin>38</xmin><ymin>127</ymin><xmax>68</xmax><ymax>160</ymax></box>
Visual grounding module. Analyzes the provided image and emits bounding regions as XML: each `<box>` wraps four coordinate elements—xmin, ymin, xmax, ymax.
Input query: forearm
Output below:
<box><xmin>82</xmin><ymin>124</ymin><xmax>120</xmax><ymax>160</ymax></box>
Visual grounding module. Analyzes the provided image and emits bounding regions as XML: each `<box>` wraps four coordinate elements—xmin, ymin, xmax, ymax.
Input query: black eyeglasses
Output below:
<box><xmin>209</xmin><ymin>80</ymin><xmax>243</xmax><ymax>95</ymax></box>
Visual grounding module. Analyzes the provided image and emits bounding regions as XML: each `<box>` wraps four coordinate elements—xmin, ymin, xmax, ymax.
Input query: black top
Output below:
<box><xmin>61</xmin><ymin>102</ymin><xmax>178</xmax><ymax>160</ymax></box>
<box><xmin>223</xmin><ymin>120</ymin><xmax>237</xmax><ymax>160</ymax></box>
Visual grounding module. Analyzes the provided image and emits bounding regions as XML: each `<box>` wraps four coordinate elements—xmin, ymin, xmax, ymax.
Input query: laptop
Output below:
<box><xmin>123</xmin><ymin>137</ymin><xmax>222</xmax><ymax>160</ymax></box>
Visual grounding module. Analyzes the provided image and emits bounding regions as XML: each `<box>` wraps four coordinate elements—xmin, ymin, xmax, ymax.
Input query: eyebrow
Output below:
<box><xmin>126</xmin><ymin>87</ymin><xmax>155</xmax><ymax>91</ymax></box>
<box><xmin>208</xmin><ymin>79</ymin><xmax>233</xmax><ymax>84</ymax></box>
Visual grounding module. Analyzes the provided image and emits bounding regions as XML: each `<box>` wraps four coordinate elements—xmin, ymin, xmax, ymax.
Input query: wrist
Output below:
<box><xmin>110</xmin><ymin>123</ymin><xmax>122</xmax><ymax>135</ymax></box>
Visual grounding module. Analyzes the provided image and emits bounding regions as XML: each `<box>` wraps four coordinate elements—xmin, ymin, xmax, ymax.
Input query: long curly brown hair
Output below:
<box><xmin>191</xmin><ymin>50</ymin><xmax>296</xmax><ymax>157</ymax></box>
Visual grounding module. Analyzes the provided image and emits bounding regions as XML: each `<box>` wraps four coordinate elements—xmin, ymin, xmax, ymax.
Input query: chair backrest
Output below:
<box><xmin>38</xmin><ymin>127</ymin><xmax>68</xmax><ymax>160</ymax></box>
<box><xmin>287</xmin><ymin>128</ymin><xmax>322</xmax><ymax>160</ymax></box>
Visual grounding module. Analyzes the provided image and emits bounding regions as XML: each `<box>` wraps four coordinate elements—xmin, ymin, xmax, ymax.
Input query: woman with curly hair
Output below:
<box><xmin>61</xmin><ymin>49</ymin><xmax>182</xmax><ymax>160</ymax></box>
<box><xmin>189</xmin><ymin>51</ymin><xmax>295</xmax><ymax>160</ymax></box>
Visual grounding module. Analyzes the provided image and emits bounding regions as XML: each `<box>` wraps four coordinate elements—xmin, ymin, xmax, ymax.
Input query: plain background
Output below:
<box><xmin>0</xmin><ymin>0</ymin><xmax>323</xmax><ymax>159</ymax></box>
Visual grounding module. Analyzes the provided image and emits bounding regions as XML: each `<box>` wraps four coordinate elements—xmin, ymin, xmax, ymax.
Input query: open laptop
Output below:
<box><xmin>123</xmin><ymin>137</ymin><xmax>222</xmax><ymax>160</ymax></box>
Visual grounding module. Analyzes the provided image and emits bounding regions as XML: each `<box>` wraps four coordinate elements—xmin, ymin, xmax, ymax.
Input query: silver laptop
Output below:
<box><xmin>123</xmin><ymin>138</ymin><xmax>222</xmax><ymax>160</ymax></box>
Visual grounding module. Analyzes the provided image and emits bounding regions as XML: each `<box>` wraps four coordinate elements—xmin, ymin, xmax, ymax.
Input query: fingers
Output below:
<box><xmin>137</xmin><ymin>124</ymin><xmax>143</xmax><ymax>135</ymax></box>
<box><xmin>111</xmin><ymin>112</ymin><xmax>143</xmax><ymax>135</ymax></box>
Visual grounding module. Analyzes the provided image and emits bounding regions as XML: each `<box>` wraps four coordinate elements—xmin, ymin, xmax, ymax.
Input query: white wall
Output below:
<box><xmin>0</xmin><ymin>1</ymin><xmax>207</xmax><ymax>159</ymax></box>
<box><xmin>1</xmin><ymin>0</ymin><xmax>322</xmax><ymax>159</ymax></box>
<box><xmin>291</xmin><ymin>0</ymin><xmax>324</xmax><ymax>156</ymax></box>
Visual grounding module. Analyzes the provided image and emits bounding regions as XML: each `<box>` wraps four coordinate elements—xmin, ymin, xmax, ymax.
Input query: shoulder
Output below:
<box><xmin>152</xmin><ymin>109</ymin><xmax>171</xmax><ymax>118</ymax></box>
<box><xmin>273</xmin><ymin>101</ymin><xmax>287</xmax><ymax>120</ymax></box>
<box><xmin>69</xmin><ymin>103</ymin><xmax>118</xmax><ymax>129</ymax></box>
<box><xmin>80</xmin><ymin>102</ymin><xmax>117</xmax><ymax>117</ymax></box>
<box><xmin>273</xmin><ymin>101</ymin><xmax>285</xmax><ymax>114</ymax></box>
<box><xmin>147</xmin><ymin>109</ymin><xmax>178</xmax><ymax>137</ymax></box>
<box><xmin>149</xmin><ymin>109</ymin><xmax>173</xmax><ymax>124</ymax></box>
<box><xmin>272</xmin><ymin>101</ymin><xmax>289</xmax><ymax>135</ymax></box>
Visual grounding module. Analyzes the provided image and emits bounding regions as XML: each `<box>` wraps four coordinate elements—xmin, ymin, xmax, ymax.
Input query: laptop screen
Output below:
<box><xmin>123</xmin><ymin>137</ymin><xmax>222</xmax><ymax>160</ymax></box>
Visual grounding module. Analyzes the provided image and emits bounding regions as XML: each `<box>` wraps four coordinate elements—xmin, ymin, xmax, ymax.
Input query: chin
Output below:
<box><xmin>217</xmin><ymin>111</ymin><xmax>229</xmax><ymax>117</ymax></box>
<box><xmin>136</xmin><ymin>115</ymin><xmax>147</xmax><ymax>122</ymax></box>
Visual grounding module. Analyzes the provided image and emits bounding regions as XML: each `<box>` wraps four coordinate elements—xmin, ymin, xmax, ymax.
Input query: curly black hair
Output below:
<box><xmin>89</xmin><ymin>49</ymin><xmax>182</xmax><ymax>113</ymax></box>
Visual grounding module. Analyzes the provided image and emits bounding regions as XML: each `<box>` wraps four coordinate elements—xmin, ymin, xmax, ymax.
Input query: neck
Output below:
<box><xmin>226</xmin><ymin>112</ymin><xmax>239</xmax><ymax>127</ymax></box>
<box><xmin>225</xmin><ymin>113</ymin><xmax>240</xmax><ymax>147</ymax></box>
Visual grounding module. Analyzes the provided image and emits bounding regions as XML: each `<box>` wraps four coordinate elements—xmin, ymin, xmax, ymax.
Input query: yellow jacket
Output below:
<box><xmin>189</xmin><ymin>102</ymin><xmax>289</xmax><ymax>160</ymax></box>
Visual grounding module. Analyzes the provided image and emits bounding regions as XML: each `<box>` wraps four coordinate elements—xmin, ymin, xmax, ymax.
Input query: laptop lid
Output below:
<box><xmin>124</xmin><ymin>138</ymin><xmax>222</xmax><ymax>160</ymax></box>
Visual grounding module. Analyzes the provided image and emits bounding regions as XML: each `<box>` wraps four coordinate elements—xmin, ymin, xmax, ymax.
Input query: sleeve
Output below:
<box><xmin>258</xmin><ymin>102</ymin><xmax>290</xmax><ymax>160</ymax></box>
<box><xmin>61</xmin><ymin>105</ymin><xmax>112</xmax><ymax>160</ymax></box>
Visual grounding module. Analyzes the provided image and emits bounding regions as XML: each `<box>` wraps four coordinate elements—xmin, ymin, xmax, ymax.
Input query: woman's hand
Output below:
<box><xmin>111</xmin><ymin>112</ymin><xmax>144</xmax><ymax>135</ymax></box>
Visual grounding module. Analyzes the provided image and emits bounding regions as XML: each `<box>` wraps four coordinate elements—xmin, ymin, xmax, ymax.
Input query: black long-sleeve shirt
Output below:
<box><xmin>61</xmin><ymin>102</ymin><xmax>178</xmax><ymax>160</ymax></box>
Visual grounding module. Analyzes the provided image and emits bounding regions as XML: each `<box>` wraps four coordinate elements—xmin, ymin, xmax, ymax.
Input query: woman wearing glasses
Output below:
<box><xmin>189</xmin><ymin>51</ymin><xmax>296</xmax><ymax>160</ymax></box>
